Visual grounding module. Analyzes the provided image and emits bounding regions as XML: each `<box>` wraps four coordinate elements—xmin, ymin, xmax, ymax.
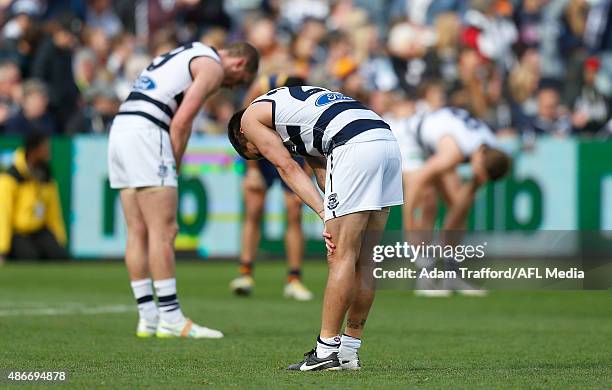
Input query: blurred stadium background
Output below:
<box><xmin>0</xmin><ymin>0</ymin><xmax>611</xmax><ymax>387</ymax></box>
<box><xmin>1</xmin><ymin>0</ymin><xmax>611</xmax><ymax>259</ymax></box>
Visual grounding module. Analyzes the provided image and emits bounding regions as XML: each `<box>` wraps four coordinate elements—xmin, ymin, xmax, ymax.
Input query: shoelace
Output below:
<box><xmin>303</xmin><ymin>349</ymin><xmax>316</xmax><ymax>358</ymax></box>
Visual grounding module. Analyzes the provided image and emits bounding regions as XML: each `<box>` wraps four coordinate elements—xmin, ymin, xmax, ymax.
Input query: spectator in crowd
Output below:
<box><xmin>73</xmin><ymin>48</ymin><xmax>97</xmax><ymax>95</ymax></box>
<box><xmin>0</xmin><ymin>61</ymin><xmax>22</xmax><ymax>131</ymax></box>
<box><xmin>0</xmin><ymin>133</ymin><xmax>68</xmax><ymax>262</ymax></box>
<box><xmin>388</xmin><ymin>22</ymin><xmax>434</xmax><ymax>97</ymax></box>
<box><xmin>0</xmin><ymin>1</ymin><xmax>40</xmax><ymax>73</ymax></box>
<box><xmin>85</xmin><ymin>0</ymin><xmax>122</xmax><ymax>38</ymax></box>
<box><xmin>30</xmin><ymin>13</ymin><xmax>80</xmax><ymax>130</ymax></box>
<box><xmin>0</xmin><ymin>0</ymin><xmax>610</xmax><ymax>139</ymax></box>
<box><xmin>4</xmin><ymin>79</ymin><xmax>56</xmax><ymax>135</ymax></box>
<box><xmin>65</xmin><ymin>82</ymin><xmax>118</xmax><ymax>135</ymax></box>
<box><xmin>423</xmin><ymin>12</ymin><xmax>461</xmax><ymax>92</ymax></box>
<box><xmin>572</xmin><ymin>56</ymin><xmax>610</xmax><ymax>134</ymax></box>
<box><xmin>524</xmin><ymin>87</ymin><xmax>573</xmax><ymax>136</ymax></box>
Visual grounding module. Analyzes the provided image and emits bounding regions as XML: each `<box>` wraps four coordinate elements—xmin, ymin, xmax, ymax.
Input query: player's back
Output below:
<box><xmin>420</xmin><ymin>107</ymin><xmax>497</xmax><ymax>156</ymax></box>
<box><xmin>252</xmin><ymin>86</ymin><xmax>394</xmax><ymax>158</ymax></box>
<box><xmin>114</xmin><ymin>42</ymin><xmax>221</xmax><ymax>131</ymax></box>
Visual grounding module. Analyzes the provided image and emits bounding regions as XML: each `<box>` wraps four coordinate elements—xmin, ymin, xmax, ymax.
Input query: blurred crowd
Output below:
<box><xmin>0</xmin><ymin>0</ymin><xmax>611</xmax><ymax>139</ymax></box>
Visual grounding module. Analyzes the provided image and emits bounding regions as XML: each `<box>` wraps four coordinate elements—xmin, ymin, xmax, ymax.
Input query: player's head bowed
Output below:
<box><xmin>472</xmin><ymin>145</ymin><xmax>512</xmax><ymax>184</ymax></box>
<box><xmin>220</xmin><ymin>42</ymin><xmax>260</xmax><ymax>88</ymax></box>
<box><xmin>228</xmin><ymin>108</ymin><xmax>261</xmax><ymax>160</ymax></box>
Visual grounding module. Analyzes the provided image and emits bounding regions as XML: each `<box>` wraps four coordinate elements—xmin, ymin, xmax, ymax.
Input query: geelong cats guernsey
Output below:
<box><xmin>116</xmin><ymin>42</ymin><xmax>221</xmax><ymax>131</ymax></box>
<box><xmin>251</xmin><ymin>86</ymin><xmax>395</xmax><ymax>158</ymax></box>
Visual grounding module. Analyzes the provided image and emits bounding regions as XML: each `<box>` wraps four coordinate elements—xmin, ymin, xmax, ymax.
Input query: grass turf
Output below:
<box><xmin>0</xmin><ymin>261</ymin><xmax>610</xmax><ymax>389</ymax></box>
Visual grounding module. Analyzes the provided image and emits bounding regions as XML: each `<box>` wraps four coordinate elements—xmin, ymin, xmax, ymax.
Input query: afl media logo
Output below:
<box><xmin>327</xmin><ymin>193</ymin><xmax>339</xmax><ymax>210</ymax></box>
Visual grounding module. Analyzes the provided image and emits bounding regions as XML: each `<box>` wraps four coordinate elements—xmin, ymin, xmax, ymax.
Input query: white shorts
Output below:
<box><xmin>324</xmin><ymin>138</ymin><xmax>404</xmax><ymax>221</ymax></box>
<box><xmin>108</xmin><ymin>117</ymin><xmax>178</xmax><ymax>189</ymax></box>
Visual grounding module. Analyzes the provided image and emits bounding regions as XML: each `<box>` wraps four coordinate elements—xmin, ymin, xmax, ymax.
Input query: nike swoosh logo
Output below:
<box><xmin>300</xmin><ymin>360</ymin><xmax>332</xmax><ymax>371</ymax></box>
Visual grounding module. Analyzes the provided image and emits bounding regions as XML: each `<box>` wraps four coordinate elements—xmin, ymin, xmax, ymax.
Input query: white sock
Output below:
<box><xmin>339</xmin><ymin>334</ymin><xmax>361</xmax><ymax>359</ymax></box>
<box><xmin>153</xmin><ymin>278</ymin><xmax>185</xmax><ymax>324</ymax></box>
<box><xmin>316</xmin><ymin>335</ymin><xmax>341</xmax><ymax>358</ymax></box>
<box><xmin>130</xmin><ymin>278</ymin><xmax>158</xmax><ymax>323</ymax></box>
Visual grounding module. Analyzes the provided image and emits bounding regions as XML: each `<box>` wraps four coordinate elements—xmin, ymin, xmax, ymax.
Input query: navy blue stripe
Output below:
<box><xmin>116</xmin><ymin>111</ymin><xmax>170</xmax><ymax>132</ymax></box>
<box><xmin>286</xmin><ymin>125</ymin><xmax>308</xmax><ymax>155</ymax></box>
<box><xmin>313</xmin><ymin>101</ymin><xmax>369</xmax><ymax>154</ymax></box>
<box><xmin>174</xmin><ymin>92</ymin><xmax>184</xmax><ymax>107</ymax></box>
<box><xmin>136</xmin><ymin>295</ymin><xmax>154</xmax><ymax>304</ymax></box>
<box><xmin>158</xmin><ymin>301</ymin><xmax>178</xmax><ymax>307</ymax></box>
<box><xmin>328</xmin><ymin>119</ymin><xmax>390</xmax><ymax>154</ymax></box>
<box><xmin>157</xmin><ymin>294</ymin><xmax>177</xmax><ymax>303</ymax></box>
<box><xmin>126</xmin><ymin>92</ymin><xmax>174</xmax><ymax>118</ymax></box>
<box><xmin>165</xmin><ymin>306</ymin><xmax>181</xmax><ymax>312</ymax></box>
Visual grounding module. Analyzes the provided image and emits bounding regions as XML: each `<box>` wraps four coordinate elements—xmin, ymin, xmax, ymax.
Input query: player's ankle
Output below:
<box><xmin>287</xmin><ymin>269</ymin><xmax>301</xmax><ymax>283</ymax></box>
<box><xmin>153</xmin><ymin>278</ymin><xmax>185</xmax><ymax>324</ymax></box>
<box><xmin>239</xmin><ymin>261</ymin><xmax>253</xmax><ymax>277</ymax></box>
<box><xmin>316</xmin><ymin>335</ymin><xmax>341</xmax><ymax>358</ymax></box>
<box><xmin>339</xmin><ymin>334</ymin><xmax>361</xmax><ymax>358</ymax></box>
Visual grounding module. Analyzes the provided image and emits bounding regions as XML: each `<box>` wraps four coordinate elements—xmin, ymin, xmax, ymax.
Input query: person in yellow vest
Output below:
<box><xmin>0</xmin><ymin>133</ymin><xmax>67</xmax><ymax>263</ymax></box>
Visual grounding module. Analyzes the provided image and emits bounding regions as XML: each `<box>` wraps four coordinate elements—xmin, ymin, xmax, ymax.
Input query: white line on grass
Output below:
<box><xmin>0</xmin><ymin>304</ymin><xmax>135</xmax><ymax>317</ymax></box>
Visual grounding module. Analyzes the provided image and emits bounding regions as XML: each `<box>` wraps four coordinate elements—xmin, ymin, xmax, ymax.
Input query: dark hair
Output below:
<box><xmin>284</xmin><ymin>76</ymin><xmax>306</xmax><ymax>87</ymax></box>
<box><xmin>227</xmin><ymin>108</ymin><xmax>250</xmax><ymax>159</ymax></box>
<box><xmin>484</xmin><ymin>147</ymin><xmax>511</xmax><ymax>181</ymax></box>
<box><xmin>24</xmin><ymin>132</ymin><xmax>49</xmax><ymax>156</ymax></box>
<box><xmin>225</xmin><ymin>41</ymin><xmax>260</xmax><ymax>75</ymax></box>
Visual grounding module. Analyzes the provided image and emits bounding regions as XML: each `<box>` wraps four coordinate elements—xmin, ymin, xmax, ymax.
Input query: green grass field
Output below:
<box><xmin>0</xmin><ymin>260</ymin><xmax>610</xmax><ymax>389</ymax></box>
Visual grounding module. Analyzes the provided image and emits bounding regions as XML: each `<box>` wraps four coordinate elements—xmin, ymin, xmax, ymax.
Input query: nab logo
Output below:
<box><xmin>315</xmin><ymin>93</ymin><xmax>354</xmax><ymax>106</ymax></box>
<box><xmin>134</xmin><ymin>76</ymin><xmax>156</xmax><ymax>91</ymax></box>
<box><xmin>327</xmin><ymin>193</ymin><xmax>339</xmax><ymax>210</ymax></box>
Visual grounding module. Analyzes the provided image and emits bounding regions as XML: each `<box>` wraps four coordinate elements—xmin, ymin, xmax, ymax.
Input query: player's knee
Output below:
<box><xmin>156</xmin><ymin>222</ymin><xmax>179</xmax><ymax>244</ymax></box>
<box><xmin>327</xmin><ymin>248</ymin><xmax>359</xmax><ymax>266</ymax></box>
<box><xmin>245</xmin><ymin>205</ymin><xmax>264</xmax><ymax>223</ymax></box>
<box><xmin>128</xmin><ymin>220</ymin><xmax>148</xmax><ymax>242</ymax></box>
<box><xmin>167</xmin><ymin>222</ymin><xmax>179</xmax><ymax>241</ymax></box>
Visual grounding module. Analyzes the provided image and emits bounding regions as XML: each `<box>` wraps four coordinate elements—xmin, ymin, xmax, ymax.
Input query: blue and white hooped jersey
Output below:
<box><xmin>252</xmin><ymin>86</ymin><xmax>394</xmax><ymax>158</ymax></box>
<box><xmin>405</xmin><ymin>107</ymin><xmax>498</xmax><ymax>157</ymax></box>
<box><xmin>116</xmin><ymin>42</ymin><xmax>221</xmax><ymax>132</ymax></box>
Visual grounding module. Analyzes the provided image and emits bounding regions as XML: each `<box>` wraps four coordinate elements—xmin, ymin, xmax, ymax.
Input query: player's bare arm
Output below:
<box><xmin>405</xmin><ymin>136</ymin><xmax>463</xmax><ymax>230</ymax></box>
<box><xmin>170</xmin><ymin>57</ymin><xmax>224</xmax><ymax>170</ymax></box>
<box><xmin>305</xmin><ymin>155</ymin><xmax>327</xmax><ymax>192</ymax></box>
<box><xmin>241</xmin><ymin>103</ymin><xmax>326</xmax><ymax>220</ymax></box>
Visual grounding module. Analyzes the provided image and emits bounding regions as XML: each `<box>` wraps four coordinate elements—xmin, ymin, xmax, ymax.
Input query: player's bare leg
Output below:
<box><xmin>120</xmin><ymin>189</ymin><xmax>157</xmax><ymax>337</ymax></box>
<box><xmin>339</xmin><ymin>209</ymin><xmax>389</xmax><ymax>369</ymax></box>
<box><xmin>231</xmin><ymin>184</ymin><xmax>265</xmax><ymax>295</ymax></box>
<box><xmin>136</xmin><ymin>187</ymin><xmax>223</xmax><ymax>338</ymax></box>
<box><xmin>121</xmin><ymin>189</ymin><xmax>150</xmax><ymax>281</ymax></box>
<box><xmin>283</xmin><ymin>191</ymin><xmax>312</xmax><ymax>301</ymax></box>
<box><xmin>136</xmin><ymin>188</ymin><xmax>178</xmax><ymax>280</ymax></box>
<box><xmin>403</xmin><ymin>172</ymin><xmax>448</xmax><ymax>295</ymax></box>
<box><xmin>316</xmin><ymin>212</ymin><xmax>370</xmax><ymax>355</ymax></box>
<box><xmin>438</xmin><ymin>171</ymin><xmax>487</xmax><ymax>296</ymax></box>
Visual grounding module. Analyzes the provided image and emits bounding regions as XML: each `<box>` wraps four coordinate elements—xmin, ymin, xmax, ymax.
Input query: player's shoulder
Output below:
<box><xmin>190</xmin><ymin>54</ymin><xmax>224</xmax><ymax>81</ymax></box>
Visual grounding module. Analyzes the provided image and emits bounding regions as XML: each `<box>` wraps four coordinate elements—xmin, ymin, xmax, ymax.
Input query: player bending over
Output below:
<box><xmin>108</xmin><ymin>41</ymin><xmax>258</xmax><ymax>338</ymax></box>
<box><xmin>228</xmin><ymin>86</ymin><xmax>403</xmax><ymax>371</ymax></box>
<box><xmin>230</xmin><ymin>74</ymin><xmax>313</xmax><ymax>301</ymax></box>
<box><xmin>398</xmin><ymin>107</ymin><xmax>511</xmax><ymax>295</ymax></box>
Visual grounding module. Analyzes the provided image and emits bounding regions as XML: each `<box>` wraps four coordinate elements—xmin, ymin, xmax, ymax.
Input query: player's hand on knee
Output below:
<box><xmin>322</xmin><ymin>226</ymin><xmax>335</xmax><ymax>254</ymax></box>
